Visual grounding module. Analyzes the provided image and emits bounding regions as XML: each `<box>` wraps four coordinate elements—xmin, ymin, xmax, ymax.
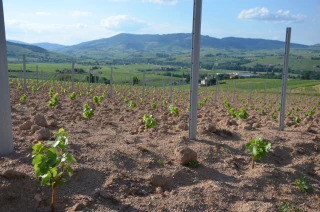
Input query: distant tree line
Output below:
<box><xmin>8</xmin><ymin>69</ymin><xmax>32</xmax><ymax>72</ymax></box>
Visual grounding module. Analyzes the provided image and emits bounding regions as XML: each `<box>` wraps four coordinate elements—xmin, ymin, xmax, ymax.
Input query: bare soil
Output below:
<box><xmin>1</xmin><ymin>82</ymin><xmax>320</xmax><ymax>212</ymax></box>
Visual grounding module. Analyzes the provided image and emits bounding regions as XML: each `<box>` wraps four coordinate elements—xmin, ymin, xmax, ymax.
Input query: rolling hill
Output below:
<box><xmin>6</xmin><ymin>41</ymin><xmax>73</xmax><ymax>63</ymax></box>
<box><xmin>32</xmin><ymin>42</ymin><xmax>67</xmax><ymax>51</ymax></box>
<box><xmin>54</xmin><ymin>33</ymin><xmax>309</xmax><ymax>57</ymax></box>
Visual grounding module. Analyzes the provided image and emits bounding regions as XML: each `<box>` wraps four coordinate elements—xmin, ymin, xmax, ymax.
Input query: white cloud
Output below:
<box><xmin>238</xmin><ymin>7</ymin><xmax>306</xmax><ymax>24</ymax></box>
<box><xmin>72</xmin><ymin>11</ymin><xmax>92</xmax><ymax>17</ymax></box>
<box><xmin>5</xmin><ymin>16</ymin><xmax>148</xmax><ymax>45</ymax></box>
<box><xmin>142</xmin><ymin>0</ymin><xmax>178</xmax><ymax>5</ymax></box>
<box><xmin>5</xmin><ymin>18</ymin><xmax>115</xmax><ymax>45</ymax></box>
<box><xmin>35</xmin><ymin>12</ymin><xmax>50</xmax><ymax>16</ymax></box>
<box><xmin>100</xmin><ymin>15</ymin><xmax>146</xmax><ymax>30</ymax></box>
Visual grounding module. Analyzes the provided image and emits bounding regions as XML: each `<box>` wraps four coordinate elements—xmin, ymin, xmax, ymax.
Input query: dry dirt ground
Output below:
<box><xmin>1</xmin><ymin>83</ymin><xmax>320</xmax><ymax>212</ymax></box>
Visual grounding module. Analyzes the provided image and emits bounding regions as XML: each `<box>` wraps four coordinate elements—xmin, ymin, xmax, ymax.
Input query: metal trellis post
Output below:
<box><xmin>189</xmin><ymin>0</ymin><xmax>202</xmax><ymax>139</ymax></box>
<box><xmin>279</xmin><ymin>27</ymin><xmax>291</xmax><ymax>131</ymax></box>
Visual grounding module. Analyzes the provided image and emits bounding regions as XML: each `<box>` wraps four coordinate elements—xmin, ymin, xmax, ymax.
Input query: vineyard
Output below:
<box><xmin>1</xmin><ymin>77</ymin><xmax>320</xmax><ymax>212</ymax></box>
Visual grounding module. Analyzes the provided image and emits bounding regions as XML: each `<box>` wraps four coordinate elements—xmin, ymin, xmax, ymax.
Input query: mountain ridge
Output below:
<box><xmin>32</xmin><ymin>42</ymin><xmax>67</xmax><ymax>51</ymax></box>
<box><xmin>7</xmin><ymin>33</ymin><xmax>312</xmax><ymax>52</ymax></box>
<box><xmin>54</xmin><ymin>33</ymin><xmax>309</xmax><ymax>57</ymax></box>
<box><xmin>6</xmin><ymin>41</ymin><xmax>72</xmax><ymax>63</ymax></box>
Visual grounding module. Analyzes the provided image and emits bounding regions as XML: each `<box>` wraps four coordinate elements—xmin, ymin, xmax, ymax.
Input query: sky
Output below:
<box><xmin>3</xmin><ymin>0</ymin><xmax>320</xmax><ymax>46</ymax></box>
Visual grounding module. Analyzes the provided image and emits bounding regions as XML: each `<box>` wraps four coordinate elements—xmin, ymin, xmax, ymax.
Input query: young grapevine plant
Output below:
<box><xmin>143</xmin><ymin>114</ymin><xmax>157</xmax><ymax>129</ymax></box>
<box><xmin>83</xmin><ymin>104</ymin><xmax>94</xmax><ymax>119</ymax></box>
<box><xmin>32</xmin><ymin>128</ymin><xmax>76</xmax><ymax>212</ymax></box>
<box><xmin>93</xmin><ymin>96</ymin><xmax>101</xmax><ymax>106</ymax></box>
<box><xmin>48</xmin><ymin>93</ymin><xmax>59</xmax><ymax>108</ymax></box>
<box><xmin>128</xmin><ymin>100</ymin><xmax>137</xmax><ymax>109</ymax></box>
<box><xmin>19</xmin><ymin>94</ymin><xmax>27</xmax><ymax>103</ymax></box>
<box><xmin>69</xmin><ymin>92</ymin><xmax>76</xmax><ymax>101</ymax></box>
<box><xmin>49</xmin><ymin>87</ymin><xmax>54</xmax><ymax>98</ymax></box>
<box><xmin>169</xmin><ymin>105</ymin><xmax>179</xmax><ymax>115</ymax></box>
<box><xmin>246</xmin><ymin>137</ymin><xmax>271</xmax><ymax>169</ymax></box>
<box><xmin>293</xmin><ymin>176</ymin><xmax>312</xmax><ymax>192</ymax></box>
<box><xmin>151</xmin><ymin>102</ymin><xmax>157</xmax><ymax>109</ymax></box>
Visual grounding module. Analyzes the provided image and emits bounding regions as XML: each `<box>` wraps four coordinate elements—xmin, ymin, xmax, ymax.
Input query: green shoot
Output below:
<box><xmin>279</xmin><ymin>201</ymin><xmax>306</xmax><ymax>212</ymax></box>
<box><xmin>48</xmin><ymin>93</ymin><xmax>59</xmax><ymax>108</ymax></box>
<box><xmin>294</xmin><ymin>115</ymin><xmax>300</xmax><ymax>123</ymax></box>
<box><xmin>49</xmin><ymin>87</ymin><xmax>54</xmax><ymax>98</ymax></box>
<box><xmin>32</xmin><ymin>128</ymin><xmax>76</xmax><ymax>212</ymax></box>
<box><xmin>128</xmin><ymin>100</ymin><xmax>137</xmax><ymax>108</ymax></box>
<box><xmin>293</xmin><ymin>176</ymin><xmax>312</xmax><ymax>192</ymax></box>
<box><xmin>93</xmin><ymin>96</ymin><xmax>101</xmax><ymax>106</ymax></box>
<box><xmin>246</xmin><ymin>137</ymin><xmax>271</xmax><ymax>169</ymax></box>
<box><xmin>235</xmin><ymin>108</ymin><xmax>248</xmax><ymax>119</ymax></box>
<box><xmin>169</xmin><ymin>105</ymin><xmax>179</xmax><ymax>115</ymax></box>
<box><xmin>143</xmin><ymin>114</ymin><xmax>156</xmax><ymax>129</ymax></box>
<box><xmin>83</xmin><ymin>104</ymin><xmax>94</xmax><ymax>119</ymax></box>
<box><xmin>69</xmin><ymin>92</ymin><xmax>76</xmax><ymax>101</ymax></box>
<box><xmin>19</xmin><ymin>94</ymin><xmax>27</xmax><ymax>103</ymax></box>
<box><xmin>151</xmin><ymin>102</ymin><xmax>157</xmax><ymax>109</ymax></box>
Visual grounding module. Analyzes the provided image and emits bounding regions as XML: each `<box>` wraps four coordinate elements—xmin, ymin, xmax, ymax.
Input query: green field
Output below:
<box><xmin>7</xmin><ymin>63</ymin><xmax>184</xmax><ymax>85</ymax></box>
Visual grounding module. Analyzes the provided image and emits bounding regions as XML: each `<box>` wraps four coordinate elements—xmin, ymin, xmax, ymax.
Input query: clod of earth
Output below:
<box><xmin>19</xmin><ymin>120</ymin><xmax>33</xmax><ymax>130</ymax></box>
<box><xmin>149</xmin><ymin>174</ymin><xmax>167</xmax><ymax>187</ymax></box>
<box><xmin>2</xmin><ymin>170</ymin><xmax>28</xmax><ymax>179</ymax></box>
<box><xmin>33</xmin><ymin>114</ymin><xmax>48</xmax><ymax>127</ymax></box>
<box><xmin>34</xmin><ymin>127</ymin><xmax>51</xmax><ymax>140</ymax></box>
<box><xmin>174</xmin><ymin>146</ymin><xmax>197</xmax><ymax>165</ymax></box>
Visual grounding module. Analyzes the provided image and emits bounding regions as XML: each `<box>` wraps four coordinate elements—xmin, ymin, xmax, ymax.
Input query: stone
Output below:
<box><xmin>31</xmin><ymin>125</ymin><xmax>42</xmax><ymax>133</ymax></box>
<box><xmin>119</xmin><ymin>116</ymin><xmax>124</xmax><ymax>121</ymax></box>
<box><xmin>72</xmin><ymin>203</ymin><xmax>85</xmax><ymax>211</ymax></box>
<box><xmin>33</xmin><ymin>114</ymin><xmax>48</xmax><ymax>127</ymax></box>
<box><xmin>34</xmin><ymin>194</ymin><xmax>42</xmax><ymax>203</ymax></box>
<box><xmin>138</xmin><ymin>126</ymin><xmax>144</xmax><ymax>133</ymax></box>
<box><xmin>19</xmin><ymin>121</ymin><xmax>33</xmax><ymax>130</ymax></box>
<box><xmin>243</xmin><ymin>124</ymin><xmax>252</xmax><ymax>130</ymax></box>
<box><xmin>149</xmin><ymin>174</ymin><xmax>167</xmax><ymax>187</ymax></box>
<box><xmin>2</xmin><ymin>170</ymin><xmax>28</xmax><ymax>179</ymax></box>
<box><xmin>252</xmin><ymin>123</ymin><xmax>260</xmax><ymax>128</ymax></box>
<box><xmin>236</xmin><ymin>120</ymin><xmax>244</xmax><ymax>125</ymax></box>
<box><xmin>205</xmin><ymin>123</ymin><xmax>216</xmax><ymax>133</ymax></box>
<box><xmin>35</xmin><ymin>128</ymin><xmax>51</xmax><ymax>141</ymax></box>
<box><xmin>230</xmin><ymin>119</ymin><xmax>238</xmax><ymax>126</ymax></box>
<box><xmin>155</xmin><ymin>187</ymin><xmax>163</xmax><ymax>194</ymax></box>
<box><xmin>174</xmin><ymin>146</ymin><xmax>197</xmax><ymax>165</ymax></box>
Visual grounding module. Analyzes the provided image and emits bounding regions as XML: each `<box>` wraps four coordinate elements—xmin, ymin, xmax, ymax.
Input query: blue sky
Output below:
<box><xmin>3</xmin><ymin>0</ymin><xmax>320</xmax><ymax>45</ymax></box>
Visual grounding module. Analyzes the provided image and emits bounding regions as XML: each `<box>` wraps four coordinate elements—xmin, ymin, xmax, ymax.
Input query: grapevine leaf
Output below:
<box><xmin>65</xmin><ymin>165</ymin><xmax>74</xmax><ymax>177</ymax></box>
<box><xmin>47</xmin><ymin>148</ymin><xmax>58</xmax><ymax>167</ymax></box>
<box><xmin>65</xmin><ymin>153</ymin><xmax>77</xmax><ymax>164</ymax></box>
<box><xmin>32</xmin><ymin>153</ymin><xmax>45</xmax><ymax>166</ymax></box>
<box><xmin>58</xmin><ymin>178</ymin><xmax>67</xmax><ymax>187</ymax></box>
<box><xmin>40</xmin><ymin>172</ymin><xmax>52</xmax><ymax>186</ymax></box>
<box><xmin>32</xmin><ymin>142</ymin><xmax>44</xmax><ymax>156</ymax></box>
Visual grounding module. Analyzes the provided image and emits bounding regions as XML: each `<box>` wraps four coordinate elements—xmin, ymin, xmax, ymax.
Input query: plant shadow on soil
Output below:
<box><xmin>0</xmin><ymin>166</ymin><xmax>142</xmax><ymax>212</ymax></box>
<box><xmin>165</xmin><ymin>164</ymin><xmax>240</xmax><ymax>192</ymax></box>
